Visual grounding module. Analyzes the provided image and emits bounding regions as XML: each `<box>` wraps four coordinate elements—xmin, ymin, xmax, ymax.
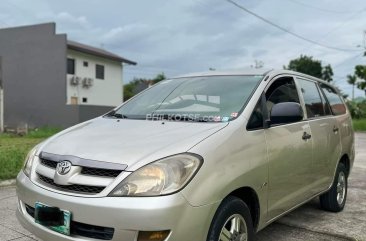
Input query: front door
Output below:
<box><xmin>264</xmin><ymin>76</ymin><xmax>313</xmax><ymax>221</ymax></box>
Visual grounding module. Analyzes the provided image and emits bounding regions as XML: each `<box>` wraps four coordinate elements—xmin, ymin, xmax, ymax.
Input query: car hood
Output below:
<box><xmin>41</xmin><ymin>117</ymin><xmax>228</xmax><ymax>171</ymax></box>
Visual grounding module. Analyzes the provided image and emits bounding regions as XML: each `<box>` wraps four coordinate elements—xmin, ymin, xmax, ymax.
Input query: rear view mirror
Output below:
<box><xmin>269</xmin><ymin>102</ymin><xmax>303</xmax><ymax>125</ymax></box>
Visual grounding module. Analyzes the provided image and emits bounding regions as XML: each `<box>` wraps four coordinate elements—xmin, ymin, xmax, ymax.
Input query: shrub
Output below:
<box><xmin>347</xmin><ymin>100</ymin><xmax>366</xmax><ymax>119</ymax></box>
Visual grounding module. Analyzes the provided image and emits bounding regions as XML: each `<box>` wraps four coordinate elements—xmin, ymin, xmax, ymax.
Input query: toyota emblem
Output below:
<box><xmin>56</xmin><ymin>161</ymin><xmax>72</xmax><ymax>175</ymax></box>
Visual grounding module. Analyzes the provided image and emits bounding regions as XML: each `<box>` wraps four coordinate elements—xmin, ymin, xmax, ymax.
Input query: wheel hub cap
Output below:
<box><xmin>336</xmin><ymin>171</ymin><xmax>346</xmax><ymax>205</ymax></box>
<box><xmin>219</xmin><ymin>214</ymin><xmax>248</xmax><ymax>241</ymax></box>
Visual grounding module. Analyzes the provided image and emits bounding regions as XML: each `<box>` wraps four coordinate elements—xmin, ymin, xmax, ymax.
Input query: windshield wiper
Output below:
<box><xmin>105</xmin><ymin>111</ymin><xmax>128</xmax><ymax>119</ymax></box>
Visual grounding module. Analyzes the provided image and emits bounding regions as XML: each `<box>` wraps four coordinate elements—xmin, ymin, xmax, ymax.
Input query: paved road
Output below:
<box><xmin>1</xmin><ymin>133</ymin><xmax>365</xmax><ymax>241</ymax></box>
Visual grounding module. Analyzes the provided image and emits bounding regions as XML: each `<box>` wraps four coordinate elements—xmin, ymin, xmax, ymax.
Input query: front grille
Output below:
<box><xmin>37</xmin><ymin>174</ymin><xmax>105</xmax><ymax>194</ymax></box>
<box><xmin>81</xmin><ymin>167</ymin><xmax>122</xmax><ymax>177</ymax></box>
<box><xmin>40</xmin><ymin>158</ymin><xmax>122</xmax><ymax>178</ymax></box>
<box><xmin>25</xmin><ymin>204</ymin><xmax>114</xmax><ymax>240</ymax></box>
<box><xmin>40</xmin><ymin>158</ymin><xmax>58</xmax><ymax>169</ymax></box>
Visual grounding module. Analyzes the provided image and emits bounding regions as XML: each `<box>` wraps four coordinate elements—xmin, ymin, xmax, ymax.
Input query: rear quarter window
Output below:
<box><xmin>320</xmin><ymin>84</ymin><xmax>346</xmax><ymax>115</ymax></box>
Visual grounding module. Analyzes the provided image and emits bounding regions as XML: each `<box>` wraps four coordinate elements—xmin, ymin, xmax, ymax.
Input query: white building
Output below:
<box><xmin>0</xmin><ymin>23</ymin><xmax>136</xmax><ymax>130</ymax></box>
<box><xmin>66</xmin><ymin>40</ymin><xmax>136</xmax><ymax>107</ymax></box>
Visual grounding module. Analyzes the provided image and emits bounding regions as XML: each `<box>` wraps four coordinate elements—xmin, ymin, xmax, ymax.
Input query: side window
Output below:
<box><xmin>265</xmin><ymin>77</ymin><xmax>300</xmax><ymax>114</ymax></box>
<box><xmin>318</xmin><ymin>84</ymin><xmax>332</xmax><ymax>115</ymax></box>
<box><xmin>298</xmin><ymin>78</ymin><xmax>324</xmax><ymax>118</ymax></box>
<box><xmin>247</xmin><ymin>99</ymin><xmax>263</xmax><ymax>130</ymax></box>
<box><xmin>320</xmin><ymin>84</ymin><xmax>346</xmax><ymax>115</ymax></box>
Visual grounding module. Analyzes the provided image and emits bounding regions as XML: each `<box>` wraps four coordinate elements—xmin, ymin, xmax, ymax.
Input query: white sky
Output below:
<box><xmin>1</xmin><ymin>0</ymin><xmax>365</xmax><ymax>97</ymax></box>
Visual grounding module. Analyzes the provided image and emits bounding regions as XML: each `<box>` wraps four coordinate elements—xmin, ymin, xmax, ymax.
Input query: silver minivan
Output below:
<box><xmin>17</xmin><ymin>69</ymin><xmax>354</xmax><ymax>241</ymax></box>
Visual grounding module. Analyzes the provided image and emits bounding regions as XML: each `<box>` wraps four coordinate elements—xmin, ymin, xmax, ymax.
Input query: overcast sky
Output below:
<box><xmin>1</xmin><ymin>0</ymin><xmax>365</xmax><ymax>97</ymax></box>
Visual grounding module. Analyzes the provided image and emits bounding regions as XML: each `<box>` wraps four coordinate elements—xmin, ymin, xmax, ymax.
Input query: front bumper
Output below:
<box><xmin>16</xmin><ymin>172</ymin><xmax>218</xmax><ymax>241</ymax></box>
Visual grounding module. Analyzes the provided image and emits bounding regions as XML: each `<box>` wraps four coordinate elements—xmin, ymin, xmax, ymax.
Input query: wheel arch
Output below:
<box><xmin>227</xmin><ymin>186</ymin><xmax>260</xmax><ymax>231</ymax></box>
<box><xmin>339</xmin><ymin>154</ymin><xmax>350</xmax><ymax>177</ymax></box>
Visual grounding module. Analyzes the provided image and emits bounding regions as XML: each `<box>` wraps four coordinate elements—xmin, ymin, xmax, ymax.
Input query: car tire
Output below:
<box><xmin>320</xmin><ymin>162</ymin><xmax>348</xmax><ymax>212</ymax></box>
<box><xmin>207</xmin><ymin>196</ymin><xmax>254</xmax><ymax>241</ymax></box>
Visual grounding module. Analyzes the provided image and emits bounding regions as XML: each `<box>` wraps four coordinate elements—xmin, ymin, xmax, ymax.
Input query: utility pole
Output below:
<box><xmin>363</xmin><ymin>30</ymin><xmax>366</xmax><ymax>56</ymax></box>
<box><xmin>363</xmin><ymin>31</ymin><xmax>366</xmax><ymax>97</ymax></box>
<box><xmin>0</xmin><ymin>56</ymin><xmax>3</xmax><ymax>132</ymax></box>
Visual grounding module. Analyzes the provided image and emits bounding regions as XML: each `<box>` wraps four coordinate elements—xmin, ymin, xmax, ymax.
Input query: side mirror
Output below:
<box><xmin>269</xmin><ymin>102</ymin><xmax>303</xmax><ymax>125</ymax></box>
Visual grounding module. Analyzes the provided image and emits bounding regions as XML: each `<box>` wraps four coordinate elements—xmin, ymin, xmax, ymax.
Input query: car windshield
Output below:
<box><xmin>109</xmin><ymin>75</ymin><xmax>263</xmax><ymax>122</ymax></box>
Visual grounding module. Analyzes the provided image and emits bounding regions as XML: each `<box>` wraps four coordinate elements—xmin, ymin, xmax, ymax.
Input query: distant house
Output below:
<box><xmin>0</xmin><ymin>23</ymin><xmax>136</xmax><ymax>131</ymax></box>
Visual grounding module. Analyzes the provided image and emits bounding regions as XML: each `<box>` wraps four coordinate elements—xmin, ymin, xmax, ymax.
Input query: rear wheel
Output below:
<box><xmin>320</xmin><ymin>162</ymin><xmax>348</xmax><ymax>212</ymax></box>
<box><xmin>207</xmin><ymin>196</ymin><xmax>254</xmax><ymax>241</ymax></box>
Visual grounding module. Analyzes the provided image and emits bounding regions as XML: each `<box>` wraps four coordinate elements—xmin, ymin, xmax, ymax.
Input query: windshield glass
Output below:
<box><xmin>111</xmin><ymin>75</ymin><xmax>263</xmax><ymax>122</ymax></box>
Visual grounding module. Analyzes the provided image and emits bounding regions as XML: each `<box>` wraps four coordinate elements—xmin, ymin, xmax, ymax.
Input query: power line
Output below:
<box><xmin>333</xmin><ymin>52</ymin><xmax>364</xmax><ymax>69</ymax></box>
<box><xmin>225</xmin><ymin>0</ymin><xmax>360</xmax><ymax>52</ymax></box>
<box><xmin>287</xmin><ymin>9</ymin><xmax>366</xmax><ymax>60</ymax></box>
<box><xmin>285</xmin><ymin>0</ymin><xmax>357</xmax><ymax>14</ymax></box>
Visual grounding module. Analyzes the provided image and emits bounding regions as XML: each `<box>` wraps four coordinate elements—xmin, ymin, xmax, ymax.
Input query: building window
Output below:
<box><xmin>67</xmin><ymin>58</ymin><xmax>75</xmax><ymax>75</ymax></box>
<box><xmin>83</xmin><ymin>61</ymin><xmax>88</xmax><ymax>67</ymax></box>
<box><xmin>82</xmin><ymin>97</ymin><xmax>88</xmax><ymax>103</ymax></box>
<box><xmin>96</xmin><ymin>64</ymin><xmax>104</xmax><ymax>79</ymax></box>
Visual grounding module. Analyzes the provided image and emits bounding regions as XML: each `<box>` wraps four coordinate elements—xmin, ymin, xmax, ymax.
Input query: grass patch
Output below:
<box><xmin>353</xmin><ymin>119</ymin><xmax>366</xmax><ymax>132</ymax></box>
<box><xmin>27</xmin><ymin>126</ymin><xmax>62</xmax><ymax>138</ymax></box>
<box><xmin>0</xmin><ymin>127</ymin><xmax>62</xmax><ymax>181</ymax></box>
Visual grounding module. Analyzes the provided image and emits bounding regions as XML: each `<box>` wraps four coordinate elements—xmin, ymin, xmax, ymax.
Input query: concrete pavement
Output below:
<box><xmin>0</xmin><ymin>133</ymin><xmax>365</xmax><ymax>241</ymax></box>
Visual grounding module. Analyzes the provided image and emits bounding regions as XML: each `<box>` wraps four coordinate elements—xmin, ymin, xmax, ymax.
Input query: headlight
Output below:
<box><xmin>23</xmin><ymin>145</ymin><xmax>39</xmax><ymax>177</ymax></box>
<box><xmin>109</xmin><ymin>154</ymin><xmax>203</xmax><ymax>197</ymax></box>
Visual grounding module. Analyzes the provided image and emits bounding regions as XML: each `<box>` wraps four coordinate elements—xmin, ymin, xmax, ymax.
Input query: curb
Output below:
<box><xmin>0</xmin><ymin>179</ymin><xmax>16</xmax><ymax>187</ymax></box>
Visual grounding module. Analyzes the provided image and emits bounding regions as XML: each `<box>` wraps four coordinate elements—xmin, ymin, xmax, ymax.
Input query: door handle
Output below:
<box><xmin>333</xmin><ymin>126</ymin><xmax>339</xmax><ymax>133</ymax></box>
<box><xmin>302</xmin><ymin>132</ymin><xmax>312</xmax><ymax>140</ymax></box>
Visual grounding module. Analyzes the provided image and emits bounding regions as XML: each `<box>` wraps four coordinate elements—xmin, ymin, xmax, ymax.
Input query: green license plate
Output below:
<box><xmin>34</xmin><ymin>202</ymin><xmax>71</xmax><ymax>236</ymax></box>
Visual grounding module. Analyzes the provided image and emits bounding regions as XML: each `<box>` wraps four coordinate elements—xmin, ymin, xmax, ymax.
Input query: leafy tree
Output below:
<box><xmin>123</xmin><ymin>73</ymin><xmax>166</xmax><ymax>101</ymax></box>
<box><xmin>322</xmin><ymin>64</ymin><xmax>333</xmax><ymax>82</ymax></box>
<box><xmin>358</xmin><ymin>81</ymin><xmax>366</xmax><ymax>92</ymax></box>
<box><xmin>355</xmin><ymin>65</ymin><xmax>366</xmax><ymax>80</ymax></box>
<box><xmin>123</xmin><ymin>80</ymin><xmax>136</xmax><ymax>101</ymax></box>
<box><xmin>355</xmin><ymin>65</ymin><xmax>366</xmax><ymax>95</ymax></box>
<box><xmin>347</xmin><ymin>100</ymin><xmax>366</xmax><ymax>119</ymax></box>
<box><xmin>152</xmin><ymin>73</ymin><xmax>166</xmax><ymax>84</ymax></box>
<box><xmin>285</xmin><ymin>55</ymin><xmax>334</xmax><ymax>82</ymax></box>
<box><xmin>347</xmin><ymin>74</ymin><xmax>357</xmax><ymax>100</ymax></box>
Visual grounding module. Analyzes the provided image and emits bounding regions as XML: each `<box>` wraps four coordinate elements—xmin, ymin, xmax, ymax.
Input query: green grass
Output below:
<box><xmin>0</xmin><ymin>127</ymin><xmax>61</xmax><ymax>181</ymax></box>
<box><xmin>353</xmin><ymin>119</ymin><xmax>366</xmax><ymax>132</ymax></box>
<box><xmin>27</xmin><ymin>127</ymin><xmax>62</xmax><ymax>138</ymax></box>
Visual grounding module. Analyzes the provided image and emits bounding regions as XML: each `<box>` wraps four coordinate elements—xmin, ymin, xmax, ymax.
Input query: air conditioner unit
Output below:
<box><xmin>70</xmin><ymin>76</ymin><xmax>80</xmax><ymax>86</ymax></box>
<box><xmin>82</xmin><ymin>78</ymin><xmax>93</xmax><ymax>88</ymax></box>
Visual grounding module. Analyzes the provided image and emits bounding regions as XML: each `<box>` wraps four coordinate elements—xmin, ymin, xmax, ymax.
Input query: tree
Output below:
<box><xmin>152</xmin><ymin>73</ymin><xmax>166</xmax><ymax>84</ymax></box>
<box><xmin>347</xmin><ymin>74</ymin><xmax>357</xmax><ymax>100</ymax></box>
<box><xmin>123</xmin><ymin>73</ymin><xmax>166</xmax><ymax>101</ymax></box>
<box><xmin>285</xmin><ymin>55</ymin><xmax>334</xmax><ymax>82</ymax></box>
<box><xmin>354</xmin><ymin>65</ymin><xmax>366</xmax><ymax>96</ymax></box>
<box><xmin>322</xmin><ymin>64</ymin><xmax>333</xmax><ymax>82</ymax></box>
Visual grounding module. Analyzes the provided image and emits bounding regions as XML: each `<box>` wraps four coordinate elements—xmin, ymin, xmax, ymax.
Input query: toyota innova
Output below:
<box><xmin>16</xmin><ymin>69</ymin><xmax>354</xmax><ymax>241</ymax></box>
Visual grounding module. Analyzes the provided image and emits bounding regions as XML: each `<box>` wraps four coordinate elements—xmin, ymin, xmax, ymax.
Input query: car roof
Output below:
<box><xmin>172</xmin><ymin>68</ymin><xmax>273</xmax><ymax>78</ymax></box>
<box><xmin>172</xmin><ymin>68</ymin><xmax>330</xmax><ymax>86</ymax></box>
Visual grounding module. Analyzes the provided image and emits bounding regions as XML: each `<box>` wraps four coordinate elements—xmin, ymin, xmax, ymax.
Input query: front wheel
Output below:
<box><xmin>320</xmin><ymin>162</ymin><xmax>348</xmax><ymax>212</ymax></box>
<box><xmin>207</xmin><ymin>196</ymin><xmax>254</xmax><ymax>241</ymax></box>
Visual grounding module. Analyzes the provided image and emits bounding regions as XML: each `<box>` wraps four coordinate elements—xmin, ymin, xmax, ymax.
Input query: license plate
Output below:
<box><xmin>34</xmin><ymin>202</ymin><xmax>71</xmax><ymax>236</ymax></box>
